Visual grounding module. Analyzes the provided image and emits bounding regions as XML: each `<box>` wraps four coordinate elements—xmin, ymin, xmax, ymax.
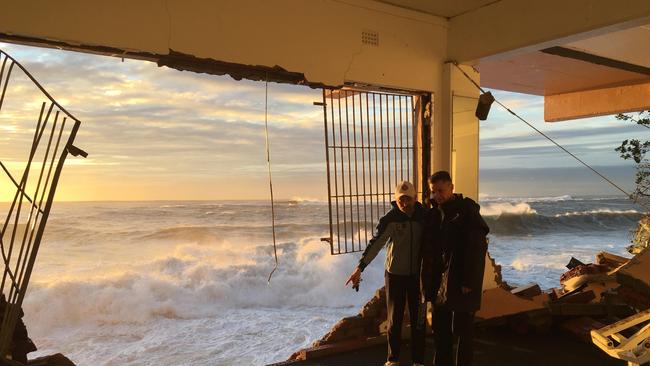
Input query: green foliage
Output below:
<box><xmin>616</xmin><ymin>111</ymin><xmax>650</xmax><ymax>201</ymax></box>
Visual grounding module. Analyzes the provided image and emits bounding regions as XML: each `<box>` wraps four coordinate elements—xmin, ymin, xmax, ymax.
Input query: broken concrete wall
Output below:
<box><xmin>616</xmin><ymin>247</ymin><xmax>650</xmax><ymax>299</ymax></box>
<box><xmin>482</xmin><ymin>251</ymin><xmax>504</xmax><ymax>290</ymax></box>
<box><xmin>309</xmin><ymin>287</ymin><xmax>387</xmax><ymax>348</ymax></box>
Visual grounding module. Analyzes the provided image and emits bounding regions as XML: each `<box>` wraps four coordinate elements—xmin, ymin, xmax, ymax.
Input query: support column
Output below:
<box><xmin>432</xmin><ymin>63</ymin><xmax>481</xmax><ymax>201</ymax></box>
<box><xmin>433</xmin><ymin>63</ymin><xmax>453</xmax><ymax>175</ymax></box>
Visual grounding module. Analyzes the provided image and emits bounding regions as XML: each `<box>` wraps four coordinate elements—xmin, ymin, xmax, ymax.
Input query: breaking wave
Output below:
<box><xmin>23</xmin><ymin>234</ymin><xmax>381</xmax><ymax>365</ymax></box>
<box><xmin>288</xmin><ymin>197</ymin><xmax>327</xmax><ymax>205</ymax></box>
<box><xmin>480</xmin><ymin>202</ymin><xmax>537</xmax><ymax>216</ymax></box>
<box><xmin>480</xmin><ymin>194</ymin><xmax>574</xmax><ymax>203</ymax></box>
<box><xmin>138</xmin><ymin>223</ymin><xmax>332</xmax><ymax>243</ymax></box>
<box><xmin>24</xmin><ymin>238</ymin><xmax>383</xmax><ymax>330</ymax></box>
<box><xmin>481</xmin><ymin>202</ymin><xmax>641</xmax><ymax>235</ymax></box>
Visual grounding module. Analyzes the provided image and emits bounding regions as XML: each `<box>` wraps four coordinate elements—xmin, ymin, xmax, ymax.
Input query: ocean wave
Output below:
<box><xmin>140</xmin><ymin>226</ymin><xmax>224</xmax><ymax>244</ymax></box>
<box><xmin>479</xmin><ymin>195</ymin><xmax>574</xmax><ymax>203</ymax></box>
<box><xmin>527</xmin><ymin>195</ymin><xmax>574</xmax><ymax>202</ymax></box>
<box><xmin>486</xmin><ymin>210</ymin><xmax>642</xmax><ymax>235</ymax></box>
<box><xmin>478</xmin><ymin>195</ymin><xmax>633</xmax><ymax>204</ymax></box>
<box><xmin>23</xmin><ymin>239</ymin><xmax>384</xmax><ymax>331</ymax></box>
<box><xmin>138</xmin><ymin>223</ymin><xmax>332</xmax><ymax>243</ymax></box>
<box><xmin>554</xmin><ymin>209</ymin><xmax>640</xmax><ymax>217</ymax></box>
<box><xmin>480</xmin><ymin>202</ymin><xmax>537</xmax><ymax>216</ymax></box>
<box><xmin>159</xmin><ymin>204</ymin><xmax>188</xmax><ymax>209</ymax></box>
<box><xmin>288</xmin><ymin>197</ymin><xmax>327</xmax><ymax>205</ymax></box>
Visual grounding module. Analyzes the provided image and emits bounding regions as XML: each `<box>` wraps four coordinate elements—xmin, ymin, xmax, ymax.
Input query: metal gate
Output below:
<box><xmin>319</xmin><ymin>88</ymin><xmax>424</xmax><ymax>255</ymax></box>
<box><xmin>0</xmin><ymin>49</ymin><xmax>85</xmax><ymax>359</ymax></box>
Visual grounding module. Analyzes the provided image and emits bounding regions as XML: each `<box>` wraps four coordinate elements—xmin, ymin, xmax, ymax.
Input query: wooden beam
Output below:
<box><xmin>545</xmin><ymin>82</ymin><xmax>650</xmax><ymax>122</ymax></box>
<box><xmin>541</xmin><ymin>46</ymin><xmax>650</xmax><ymax>76</ymax></box>
<box><xmin>297</xmin><ymin>336</ymin><xmax>386</xmax><ymax>360</ymax></box>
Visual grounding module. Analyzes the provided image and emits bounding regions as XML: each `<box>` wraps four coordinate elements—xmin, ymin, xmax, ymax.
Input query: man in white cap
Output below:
<box><xmin>346</xmin><ymin>180</ymin><xmax>427</xmax><ymax>366</ymax></box>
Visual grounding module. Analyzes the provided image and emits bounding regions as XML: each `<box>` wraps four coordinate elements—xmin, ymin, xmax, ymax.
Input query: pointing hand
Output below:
<box><xmin>345</xmin><ymin>267</ymin><xmax>362</xmax><ymax>292</ymax></box>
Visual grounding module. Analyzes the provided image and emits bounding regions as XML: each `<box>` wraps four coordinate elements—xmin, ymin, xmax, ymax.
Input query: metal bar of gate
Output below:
<box><xmin>344</xmin><ymin>92</ymin><xmax>354</xmax><ymax>252</ymax></box>
<box><xmin>329</xmin><ymin>92</ymin><xmax>341</xmax><ymax>254</ymax></box>
<box><xmin>321</xmin><ymin>91</ymin><xmax>334</xmax><ymax>255</ymax></box>
<box><xmin>359</xmin><ymin>93</ymin><xmax>368</xmax><ymax>245</ymax></box>
<box><xmin>351</xmin><ymin>93</ymin><xmax>361</xmax><ymax>251</ymax></box>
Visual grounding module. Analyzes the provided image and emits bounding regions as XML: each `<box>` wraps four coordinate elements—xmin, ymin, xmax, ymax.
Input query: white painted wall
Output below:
<box><xmin>0</xmin><ymin>0</ymin><xmax>448</xmax><ymax>92</ymax></box>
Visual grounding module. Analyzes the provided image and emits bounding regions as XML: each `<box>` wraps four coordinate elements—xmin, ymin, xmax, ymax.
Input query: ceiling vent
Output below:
<box><xmin>361</xmin><ymin>30</ymin><xmax>379</xmax><ymax>47</ymax></box>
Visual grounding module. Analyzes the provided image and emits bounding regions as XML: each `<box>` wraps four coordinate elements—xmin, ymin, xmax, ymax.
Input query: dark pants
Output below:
<box><xmin>433</xmin><ymin>306</ymin><xmax>475</xmax><ymax>366</ymax></box>
<box><xmin>385</xmin><ymin>271</ymin><xmax>425</xmax><ymax>363</ymax></box>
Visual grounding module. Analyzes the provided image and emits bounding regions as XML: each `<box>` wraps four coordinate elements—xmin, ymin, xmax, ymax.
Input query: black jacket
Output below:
<box><xmin>421</xmin><ymin>194</ymin><xmax>489</xmax><ymax>312</ymax></box>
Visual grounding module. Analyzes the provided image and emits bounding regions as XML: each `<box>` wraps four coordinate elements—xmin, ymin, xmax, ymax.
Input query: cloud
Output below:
<box><xmin>0</xmin><ymin>43</ymin><xmax>331</xmax><ymax>200</ymax></box>
<box><xmin>488</xmin><ymin>89</ymin><xmax>544</xmax><ymax>110</ymax></box>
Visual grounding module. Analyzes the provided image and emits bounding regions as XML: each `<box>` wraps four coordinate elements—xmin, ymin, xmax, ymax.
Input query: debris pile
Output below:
<box><xmin>285</xmin><ymin>252</ymin><xmax>505</xmax><ymax>362</ymax></box>
<box><xmin>26</xmin><ymin>353</ymin><xmax>76</xmax><ymax>366</ymax></box>
<box><xmin>476</xmin><ymin>249</ymin><xmax>650</xmax><ymax>346</ymax></box>
<box><xmin>277</xmin><ymin>245</ymin><xmax>650</xmax><ymax>364</ymax></box>
<box><xmin>315</xmin><ymin>286</ymin><xmax>387</xmax><ymax>346</ymax></box>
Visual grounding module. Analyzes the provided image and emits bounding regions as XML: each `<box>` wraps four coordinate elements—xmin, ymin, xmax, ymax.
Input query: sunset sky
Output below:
<box><xmin>0</xmin><ymin>42</ymin><xmax>644</xmax><ymax>201</ymax></box>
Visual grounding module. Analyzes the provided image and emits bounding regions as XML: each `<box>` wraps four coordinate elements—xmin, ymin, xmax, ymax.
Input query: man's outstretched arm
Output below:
<box><xmin>345</xmin><ymin>216</ymin><xmax>392</xmax><ymax>289</ymax></box>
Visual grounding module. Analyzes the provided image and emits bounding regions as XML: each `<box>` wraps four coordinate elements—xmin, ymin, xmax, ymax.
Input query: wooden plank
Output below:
<box><xmin>556</xmin><ymin>289</ymin><xmax>595</xmax><ymax>304</ymax></box>
<box><xmin>595</xmin><ymin>251</ymin><xmax>629</xmax><ymax>270</ymax></box>
<box><xmin>477</xmin><ymin>287</ymin><xmax>547</xmax><ymax>321</ymax></box>
<box><xmin>549</xmin><ymin>303</ymin><xmax>634</xmax><ymax>317</ymax></box>
<box><xmin>511</xmin><ymin>284</ymin><xmax>542</xmax><ymax>299</ymax></box>
<box><xmin>299</xmin><ymin>336</ymin><xmax>386</xmax><ymax>360</ymax></box>
<box><xmin>545</xmin><ymin>82</ymin><xmax>650</xmax><ymax>122</ymax></box>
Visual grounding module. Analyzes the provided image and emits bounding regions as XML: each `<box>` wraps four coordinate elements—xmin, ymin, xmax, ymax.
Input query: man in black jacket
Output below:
<box><xmin>421</xmin><ymin>171</ymin><xmax>489</xmax><ymax>366</ymax></box>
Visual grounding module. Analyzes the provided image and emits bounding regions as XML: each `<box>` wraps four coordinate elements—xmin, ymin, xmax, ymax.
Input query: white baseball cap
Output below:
<box><xmin>395</xmin><ymin>181</ymin><xmax>416</xmax><ymax>200</ymax></box>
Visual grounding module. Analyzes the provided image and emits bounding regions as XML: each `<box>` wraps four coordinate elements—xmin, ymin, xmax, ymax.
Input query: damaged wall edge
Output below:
<box><xmin>0</xmin><ymin>33</ymin><xmax>329</xmax><ymax>89</ymax></box>
<box><xmin>616</xmin><ymin>247</ymin><xmax>650</xmax><ymax>298</ymax></box>
<box><xmin>158</xmin><ymin>50</ymin><xmax>327</xmax><ymax>89</ymax></box>
<box><xmin>0</xmin><ymin>34</ymin><xmax>438</xmax><ymax>98</ymax></box>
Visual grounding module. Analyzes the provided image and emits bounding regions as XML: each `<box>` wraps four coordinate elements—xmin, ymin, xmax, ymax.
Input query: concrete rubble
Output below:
<box><xmin>475</xmin><ymin>248</ymin><xmax>647</xmax><ymax>343</ymax></box>
<box><xmin>277</xmin><ymin>238</ymin><xmax>650</xmax><ymax>364</ymax></box>
<box><xmin>25</xmin><ymin>354</ymin><xmax>76</xmax><ymax>366</ymax></box>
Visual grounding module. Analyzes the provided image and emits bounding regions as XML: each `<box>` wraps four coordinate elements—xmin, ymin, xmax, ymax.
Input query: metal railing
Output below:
<box><xmin>0</xmin><ymin>49</ymin><xmax>85</xmax><ymax>361</ymax></box>
<box><xmin>320</xmin><ymin>88</ymin><xmax>420</xmax><ymax>255</ymax></box>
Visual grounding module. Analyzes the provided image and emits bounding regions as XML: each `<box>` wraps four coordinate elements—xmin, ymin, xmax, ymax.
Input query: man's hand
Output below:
<box><xmin>421</xmin><ymin>292</ymin><xmax>432</xmax><ymax>303</ymax></box>
<box><xmin>461</xmin><ymin>286</ymin><xmax>472</xmax><ymax>294</ymax></box>
<box><xmin>345</xmin><ymin>267</ymin><xmax>362</xmax><ymax>291</ymax></box>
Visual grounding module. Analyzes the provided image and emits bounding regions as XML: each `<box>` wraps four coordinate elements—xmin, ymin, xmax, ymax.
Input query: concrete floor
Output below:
<box><xmin>272</xmin><ymin>327</ymin><xmax>628</xmax><ymax>366</ymax></box>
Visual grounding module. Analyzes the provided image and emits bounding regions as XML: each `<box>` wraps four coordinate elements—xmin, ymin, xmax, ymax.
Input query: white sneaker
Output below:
<box><xmin>413</xmin><ymin>364</ymin><xmax>425</xmax><ymax>366</ymax></box>
<box><xmin>384</xmin><ymin>362</ymin><xmax>400</xmax><ymax>366</ymax></box>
